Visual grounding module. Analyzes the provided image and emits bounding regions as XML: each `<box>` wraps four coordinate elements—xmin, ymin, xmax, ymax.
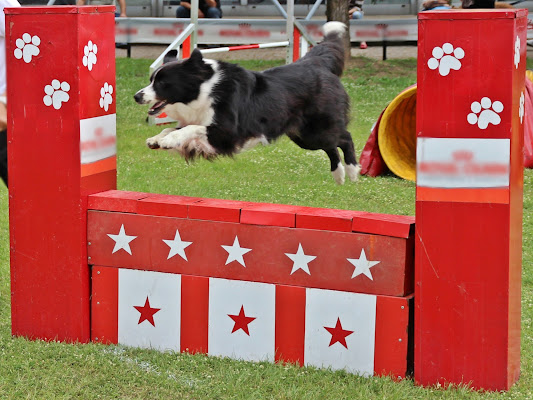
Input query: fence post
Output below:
<box><xmin>415</xmin><ymin>9</ymin><xmax>525</xmax><ymax>390</ymax></box>
<box><xmin>6</xmin><ymin>6</ymin><xmax>117</xmax><ymax>342</ymax></box>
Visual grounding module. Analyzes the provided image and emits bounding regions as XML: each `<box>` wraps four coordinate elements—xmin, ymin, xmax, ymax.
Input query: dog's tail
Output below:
<box><xmin>305</xmin><ymin>21</ymin><xmax>347</xmax><ymax>77</ymax></box>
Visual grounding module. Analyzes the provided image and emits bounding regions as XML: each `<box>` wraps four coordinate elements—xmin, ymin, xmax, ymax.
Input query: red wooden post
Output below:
<box><xmin>182</xmin><ymin>35</ymin><xmax>191</xmax><ymax>59</ymax></box>
<box><xmin>292</xmin><ymin>27</ymin><xmax>301</xmax><ymax>63</ymax></box>
<box><xmin>6</xmin><ymin>6</ymin><xmax>117</xmax><ymax>342</ymax></box>
<box><xmin>415</xmin><ymin>10</ymin><xmax>525</xmax><ymax>390</ymax></box>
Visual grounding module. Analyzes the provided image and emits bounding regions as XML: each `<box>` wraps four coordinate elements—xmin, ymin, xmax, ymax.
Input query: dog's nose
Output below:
<box><xmin>134</xmin><ymin>91</ymin><xmax>144</xmax><ymax>104</ymax></box>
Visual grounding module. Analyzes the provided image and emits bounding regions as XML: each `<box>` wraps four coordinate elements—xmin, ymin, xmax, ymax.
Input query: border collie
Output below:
<box><xmin>134</xmin><ymin>21</ymin><xmax>360</xmax><ymax>184</ymax></box>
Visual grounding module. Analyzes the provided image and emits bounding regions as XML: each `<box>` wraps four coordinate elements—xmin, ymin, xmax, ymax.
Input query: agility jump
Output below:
<box><xmin>5</xmin><ymin>6</ymin><xmax>525</xmax><ymax>391</ymax></box>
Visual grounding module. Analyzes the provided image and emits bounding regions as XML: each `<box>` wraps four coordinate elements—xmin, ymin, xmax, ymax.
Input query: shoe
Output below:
<box><xmin>360</xmin><ymin>42</ymin><xmax>367</xmax><ymax>49</ymax></box>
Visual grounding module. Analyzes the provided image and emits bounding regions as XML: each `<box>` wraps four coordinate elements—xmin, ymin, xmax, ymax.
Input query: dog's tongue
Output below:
<box><xmin>148</xmin><ymin>100</ymin><xmax>167</xmax><ymax>116</ymax></box>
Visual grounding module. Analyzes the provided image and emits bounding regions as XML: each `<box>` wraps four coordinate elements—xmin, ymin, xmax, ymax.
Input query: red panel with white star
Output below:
<box><xmin>87</xmin><ymin>211</ymin><xmax>413</xmax><ymax>297</ymax></box>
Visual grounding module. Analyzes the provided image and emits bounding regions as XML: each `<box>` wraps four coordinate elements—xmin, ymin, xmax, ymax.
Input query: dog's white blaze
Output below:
<box><xmin>164</xmin><ymin>59</ymin><xmax>221</xmax><ymax>127</ymax></box>
<box><xmin>136</xmin><ymin>84</ymin><xmax>157</xmax><ymax>103</ymax></box>
<box><xmin>332</xmin><ymin>162</ymin><xmax>346</xmax><ymax>185</ymax></box>
<box><xmin>345</xmin><ymin>164</ymin><xmax>361</xmax><ymax>182</ymax></box>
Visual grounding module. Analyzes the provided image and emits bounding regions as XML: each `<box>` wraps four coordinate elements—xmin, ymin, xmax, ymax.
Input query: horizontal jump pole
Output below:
<box><xmin>199</xmin><ymin>41</ymin><xmax>290</xmax><ymax>54</ymax></box>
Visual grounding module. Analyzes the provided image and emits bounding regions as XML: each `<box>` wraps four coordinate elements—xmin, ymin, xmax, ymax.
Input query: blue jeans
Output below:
<box><xmin>351</xmin><ymin>10</ymin><xmax>364</xmax><ymax>19</ymax></box>
<box><xmin>176</xmin><ymin>6</ymin><xmax>222</xmax><ymax>18</ymax></box>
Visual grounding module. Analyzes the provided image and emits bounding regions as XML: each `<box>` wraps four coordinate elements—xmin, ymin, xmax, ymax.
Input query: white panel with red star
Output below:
<box><xmin>118</xmin><ymin>269</ymin><xmax>181</xmax><ymax>351</ymax></box>
<box><xmin>91</xmin><ymin>266</ymin><xmax>411</xmax><ymax>377</ymax></box>
<box><xmin>208</xmin><ymin>278</ymin><xmax>276</xmax><ymax>362</ymax></box>
<box><xmin>304</xmin><ymin>288</ymin><xmax>376</xmax><ymax>375</ymax></box>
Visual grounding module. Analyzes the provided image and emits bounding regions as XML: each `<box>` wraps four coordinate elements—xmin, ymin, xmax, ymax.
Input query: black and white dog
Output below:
<box><xmin>134</xmin><ymin>21</ymin><xmax>360</xmax><ymax>184</ymax></box>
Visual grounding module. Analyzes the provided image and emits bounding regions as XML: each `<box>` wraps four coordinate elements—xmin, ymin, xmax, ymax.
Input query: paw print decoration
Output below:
<box><xmin>43</xmin><ymin>79</ymin><xmax>70</xmax><ymax>110</ymax></box>
<box><xmin>99</xmin><ymin>82</ymin><xmax>114</xmax><ymax>112</ymax></box>
<box><xmin>13</xmin><ymin>33</ymin><xmax>40</xmax><ymax>63</ymax></box>
<box><xmin>82</xmin><ymin>40</ymin><xmax>98</xmax><ymax>71</ymax></box>
<box><xmin>514</xmin><ymin>36</ymin><xmax>521</xmax><ymax>69</ymax></box>
<box><xmin>467</xmin><ymin>97</ymin><xmax>504</xmax><ymax>130</ymax></box>
<box><xmin>427</xmin><ymin>43</ymin><xmax>464</xmax><ymax>77</ymax></box>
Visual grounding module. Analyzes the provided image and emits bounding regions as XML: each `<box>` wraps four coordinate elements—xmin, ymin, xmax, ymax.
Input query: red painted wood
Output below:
<box><xmin>296</xmin><ymin>209</ymin><xmax>363</xmax><ymax>233</ymax></box>
<box><xmin>240</xmin><ymin>203</ymin><xmax>300</xmax><ymax>227</ymax></box>
<box><xmin>188</xmin><ymin>198</ymin><xmax>251</xmax><ymax>223</ymax></box>
<box><xmin>275</xmin><ymin>285</ymin><xmax>306</xmax><ymax>365</ymax></box>
<box><xmin>87</xmin><ymin>211</ymin><xmax>414</xmax><ymax>296</ymax></box>
<box><xmin>91</xmin><ymin>266</ymin><xmax>119</xmax><ymax>344</ymax></box>
<box><xmin>292</xmin><ymin>28</ymin><xmax>301</xmax><ymax>62</ymax></box>
<box><xmin>137</xmin><ymin>194</ymin><xmax>202</xmax><ymax>218</ymax></box>
<box><xmin>181</xmin><ymin>275</ymin><xmax>209</xmax><ymax>354</ymax></box>
<box><xmin>415</xmin><ymin>202</ymin><xmax>514</xmax><ymax>389</ymax></box>
<box><xmin>7</xmin><ymin>7</ymin><xmax>116</xmax><ymax>342</ymax></box>
<box><xmin>88</xmin><ymin>190</ymin><xmax>149</xmax><ymax>213</ymax></box>
<box><xmin>374</xmin><ymin>295</ymin><xmax>412</xmax><ymax>378</ymax></box>
<box><xmin>352</xmin><ymin>213</ymin><xmax>415</xmax><ymax>239</ymax></box>
<box><xmin>10</xmin><ymin>5</ymin><xmax>115</xmax><ymax>14</ymax></box>
<box><xmin>90</xmin><ymin>267</ymin><xmax>412</xmax><ymax>377</ymax></box>
<box><xmin>415</xmin><ymin>10</ymin><xmax>525</xmax><ymax>390</ymax></box>
<box><xmin>81</xmin><ymin>170</ymin><xmax>117</xmax><ymax>196</ymax></box>
<box><xmin>89</xmin><ymin>193</ymin><xmax>415</xmax><ymax>237</ymax></box>
<box><xmin>182</xmin><ymin>35</ymin><xmax>191</xmax><ymax>58</ymax></box>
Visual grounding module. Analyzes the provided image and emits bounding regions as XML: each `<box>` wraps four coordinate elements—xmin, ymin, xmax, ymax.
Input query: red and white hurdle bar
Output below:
<box><xmin>199</xmin><ymin>41</ymin><xmax>290</xmax><ymax>54</ymax></box>
<box><xmin>5</xmin><ymin>6</ymin><xmax>525</xmax><ymax>392</ymax></box>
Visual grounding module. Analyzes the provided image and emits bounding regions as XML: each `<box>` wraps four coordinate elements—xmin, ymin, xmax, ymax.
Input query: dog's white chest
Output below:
<box><xmin>165</xmin><ymin>99</ymin><xmax>215</xmax><ymax>127</ymax></box>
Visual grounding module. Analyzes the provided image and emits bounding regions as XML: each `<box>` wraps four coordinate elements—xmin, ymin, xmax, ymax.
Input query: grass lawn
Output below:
<box><xmin>0</xmin><ymin>54</ymin><xmax>531</xmax><ymax>399</ymax></box>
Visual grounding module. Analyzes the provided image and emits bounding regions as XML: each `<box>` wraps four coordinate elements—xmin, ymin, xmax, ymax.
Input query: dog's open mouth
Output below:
<box><xmin>148</xmin><ymin>100</ymin><xmax>168</xmax><ymax>116</ymax></box>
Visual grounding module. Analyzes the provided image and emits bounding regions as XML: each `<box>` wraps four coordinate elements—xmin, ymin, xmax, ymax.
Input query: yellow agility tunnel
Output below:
<box><xmin>376</xmin><ymin>85</ymin><xmax>418</xmax><ymax>182</ymax></box>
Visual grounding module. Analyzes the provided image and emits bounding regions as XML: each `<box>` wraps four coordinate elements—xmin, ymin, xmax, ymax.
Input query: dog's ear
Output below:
<box><xmin>163</xmin><ymin>50</ymin><xmax>179</xmax><ymax>64</ymax></box>
<box><xmin>187</xmin><ymin>48</ymin><xmax>204</xmax><ymax>63</ymax></box>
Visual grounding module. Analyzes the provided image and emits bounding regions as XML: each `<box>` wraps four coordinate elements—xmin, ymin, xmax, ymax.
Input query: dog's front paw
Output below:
<box><xmin>146</xmin><ymin>128</ymin><xmax>175</xmax><ymax>150</ymax></box>
<box><xmin>146</xmin><ymin>137</ymin><xmax>161</xmax><ymax>149</ymax></box>
<box><xmin>159</xmin><ymin>133</ymin><xmax>181</xmax><ymax>150</ymax></box>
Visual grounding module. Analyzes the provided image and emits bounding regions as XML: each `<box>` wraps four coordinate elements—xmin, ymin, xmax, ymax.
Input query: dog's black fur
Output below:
<box><xmin>134</xmin><ymin>22</ymin><xmax>360</xmax><ymax>184</ymax></box>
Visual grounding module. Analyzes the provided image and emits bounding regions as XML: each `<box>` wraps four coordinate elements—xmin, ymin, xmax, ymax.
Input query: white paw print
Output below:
<box><xmin>82</xmin><ymin>40</ymin><xmax>98</xmax><ymax>71</ymax></box>
<box><xmin>43</xmin><ymin>79</ymin><xmax>70</xmax><ymax>110</ymax></box>
<box><xmin>99</xmin><ymin>82</ymin><xmax>114</xmax><ymax>112</ymax></box>
<box><xmin>427</xmin><ymin>43</ymin><xmax>464</xmax><ymax>77</ymax></box>
<box><xmin>467</xmin><ymin>97</ymin><xmax>504</xmax><ymax>130</ymax></box>
<box><xmin>514</xmin><ymin>36</ymin><xmax>521</xmax><ymax>69</ymax></box>
<box><xmin>519</xmin><ymin>91</ymin><xmax>525</xmax><ymax>124</ymax></box>
<box><xmin>13</xmin><ymin>33</ymin><xmax>40</xmax><ymax>63</ymax></box>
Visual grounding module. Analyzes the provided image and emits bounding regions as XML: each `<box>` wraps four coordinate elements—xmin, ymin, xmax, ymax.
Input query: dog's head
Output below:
<box><xmin>134</xmin><ymin>49</ymin><xmax>215</xmax><ymax>116</ymax></box>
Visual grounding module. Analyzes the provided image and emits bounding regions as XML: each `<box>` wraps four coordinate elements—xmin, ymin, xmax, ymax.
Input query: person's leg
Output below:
<box><xmin>206</xmin><ymin>7</ymin><xmax>221</xmax><ymax>18</ymax></box>
<box><xmin>176</xmin><ymin>6</ymin><xmax>191</xmax><ymax>18</ymax></box>
<box><xmin>351</xmin><ymin>11</ymin><xmax>367</xmax><ymax>49</ymax></box>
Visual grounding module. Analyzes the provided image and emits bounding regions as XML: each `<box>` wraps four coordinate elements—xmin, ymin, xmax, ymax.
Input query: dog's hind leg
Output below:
<box><xmin>325</xmin><ymin>148</ymin><xmax>345</xmax><ymax>185</ymax></box>
<box><xmin>339</xmin><ymin>130</ymin><xmax>361</xmax><ymax>182</ymax></box>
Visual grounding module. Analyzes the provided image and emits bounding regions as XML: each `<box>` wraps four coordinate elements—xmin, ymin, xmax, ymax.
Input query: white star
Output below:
<box><xmin>221</xmin><ymin>236</ymin><xmax>251</xmax><ymax>267</ymax></box>
<box><xmin>163</xmin><ymin>229</ymin><xmax>192</xmax><ymax>261</ymax></box>
<box><xmin>107</xmin><ymin>224</ymin><xmax>137</xmax><ymax>255</ymax></box>
<box><xmin>347</xmin><ymin>249</ymin><xmax>380</xmax><ymax>280</ymax></box>
<box><xmin>285</xmin><ymin>243</ymin><xmax>316</xmax><ymax>275</ymax></box>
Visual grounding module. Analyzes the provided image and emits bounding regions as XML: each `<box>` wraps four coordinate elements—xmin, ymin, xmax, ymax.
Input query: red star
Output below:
<box><xmin>324</xmin><ymin>318</ymin><xmax>354</xmax><ymax>349</ymax></box>
<box><xmin>133</xmin><ymin>297</ymin><xmax>161</xmax><ymax>327</ymax></box>
<box><xmin>228</xmin><ymin>305</ymin><xmax>256</xmax><ymax>335</ymax></box>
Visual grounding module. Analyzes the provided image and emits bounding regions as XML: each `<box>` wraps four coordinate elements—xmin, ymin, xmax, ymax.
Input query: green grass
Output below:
<box><xmin>0</xmin><ymin>55</ymin><xmax>532</xmax><ymax>399</ymax></box>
